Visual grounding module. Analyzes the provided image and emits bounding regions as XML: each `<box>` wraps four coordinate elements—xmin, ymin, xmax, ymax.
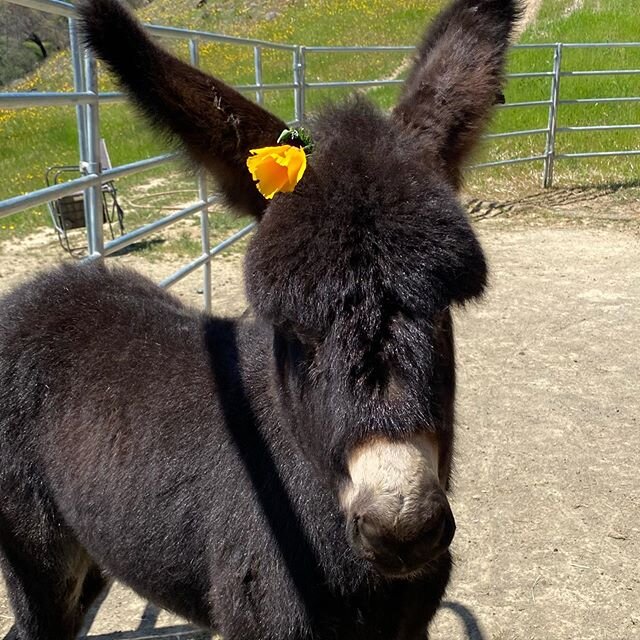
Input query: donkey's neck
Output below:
<box><xmin>228</xmin><ymin>318</ymin><xmax>371</xmax><ymax>588</ymax></box>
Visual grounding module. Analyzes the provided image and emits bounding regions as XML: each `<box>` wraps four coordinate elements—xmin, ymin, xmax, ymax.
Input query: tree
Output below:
<box><xmin>0</xmin><ymin>4</ymin><xmax>66</xmax><ymax>85</ymax></box>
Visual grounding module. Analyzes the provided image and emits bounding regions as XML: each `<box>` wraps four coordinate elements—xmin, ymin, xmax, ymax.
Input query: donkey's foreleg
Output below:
<box><xmin>0</xmin><ymin>539</ymin><xmax>106</xmax><ymax>640</ymax></box>
<box><xmin>0</xmin><ymin>485</ymin><xmax>107</xmax><ymax>640</ymax></box>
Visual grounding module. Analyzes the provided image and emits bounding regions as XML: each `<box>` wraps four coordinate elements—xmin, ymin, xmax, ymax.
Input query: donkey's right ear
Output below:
<box><xmin>393</xmin><ymin>0</ymin><xmax>521</xmax><ymax>189</ymax></box>
<box><xmin>78</xmin><ymin>0</ymin><xmax>287</xmax><ymax>220</ymax></box>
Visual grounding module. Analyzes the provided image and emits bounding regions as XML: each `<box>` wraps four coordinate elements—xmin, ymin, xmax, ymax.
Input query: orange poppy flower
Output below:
<box><xmin>246</xmin><ymin>144</ymin><xmax>307</xmax><ymax>199</ymax></box>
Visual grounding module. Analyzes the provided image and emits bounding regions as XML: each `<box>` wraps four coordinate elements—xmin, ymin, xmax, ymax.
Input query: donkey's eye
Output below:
<box><xmin>277</xmin><ymin>322</ymin><xmax>321</xmax><ymax>352</ymax></box>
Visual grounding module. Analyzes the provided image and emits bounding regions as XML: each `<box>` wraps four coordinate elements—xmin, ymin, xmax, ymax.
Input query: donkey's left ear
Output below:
<box><xmin>392</xmin><ymin>0</ymin><xmax>522</xmax><ymax>189</ymax></box>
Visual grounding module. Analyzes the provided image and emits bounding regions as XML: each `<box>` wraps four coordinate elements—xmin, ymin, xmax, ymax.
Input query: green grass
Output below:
<box><xmin>467</xmin><ymin>0</ymin><xmax>640</xmax><ymax>192</ymax></box>
<box><xmin>1</xmin><ymin>0</ymin><xmax>639</xmax><ymax>244</ymax></box>
<box><xmin>0</xmin><ymin>0</ymin><xmax>442</xmax><ymax>244</ymax></box>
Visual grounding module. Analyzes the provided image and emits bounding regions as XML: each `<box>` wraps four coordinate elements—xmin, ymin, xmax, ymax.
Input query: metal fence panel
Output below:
<box><xmin>1</xmin><ymin>0</ymin><xmax>639</xmax><ymax>308</ymax></box>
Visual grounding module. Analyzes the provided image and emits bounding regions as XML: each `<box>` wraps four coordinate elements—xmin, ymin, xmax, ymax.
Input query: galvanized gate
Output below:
<box><xmin>1</xmin><ymin>0</ymin><xmax>639</xmax><ymax>311</ymax></box>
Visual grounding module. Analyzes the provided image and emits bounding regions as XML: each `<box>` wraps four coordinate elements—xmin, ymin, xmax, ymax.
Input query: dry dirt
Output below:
<box><xmin>516</xmin><ymin>0</ymin><xmax>543</xmax><ymax>37</ymax></box>
<box><xmin>0</xmin><ymin>218</ymin><xmax>248</xmax><ymax>318</ymax></box>
<box><xmin>0</xmin><ymin>189</ymin><xmax>638</xmax><ymax>640</ymax></box>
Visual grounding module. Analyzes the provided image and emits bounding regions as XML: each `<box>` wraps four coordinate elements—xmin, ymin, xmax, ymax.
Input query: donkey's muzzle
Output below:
<box><xmin>346</xmin><ymin>484</ymin><xmax>455</xmax><ymax>578</ymax></box>
<box><xmin>339</xmin><ymin>433</ymin><xmax>454</xmax><ymax>578</ymax></box>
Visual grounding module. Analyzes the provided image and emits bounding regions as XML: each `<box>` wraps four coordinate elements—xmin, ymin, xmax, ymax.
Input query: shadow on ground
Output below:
<box><xmin>75</xmin><ymin>590</ymin><xmax>211</xmax><ymax>639</ymax></box>
<box><xmin>74</xmin><ymin>599</ymin><xmax>484</xmax><ymax>640</ymax></box>
<box><xmin>441</xmin><ymin>601</ymin><xmax>486</xmax><ymax>640</ymax></box>
<box><xmin>465</xmin><ymin>180</ymin><xmax>640</xmax><ymax>226</ymax></box>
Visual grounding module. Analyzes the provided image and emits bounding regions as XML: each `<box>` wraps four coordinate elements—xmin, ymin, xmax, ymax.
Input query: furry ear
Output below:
<box><xmin>393</xmin><ymin>0</ymin><xmax>521</xmax><ymax>189</ymax></box>
<box><xmin>78</xmin><ymin>0</ymin><xmax>286</xmax><ymax>219</ymax></box>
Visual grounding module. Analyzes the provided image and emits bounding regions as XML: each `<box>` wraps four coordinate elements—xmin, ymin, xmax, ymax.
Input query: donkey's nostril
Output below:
<box><xmin>347</xmin><ymin>491</ymin><xmax>455</xmax><ymax>578</ymax></box>
<box><xmin>356</xmin><ymin>514</ymin><xmax>379</xmax><ymax>545</ymax></box>
<box><xmin>417</xmin><ymin>492</ymin><xmax>456</xmax><ymax>551</ymax></box>
<box><xmin>440</xmin><ymin>502</ymin><xmax>456</xmax><ymax>548</ymax></box>
<box><xmin>348</xmin><ymin>513</ymin><xmax>380</xmax><ymax>558</ymax></box>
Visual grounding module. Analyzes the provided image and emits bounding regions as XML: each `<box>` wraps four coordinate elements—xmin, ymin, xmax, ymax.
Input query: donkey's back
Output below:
<box><xmin>0</xmin><ymin>263</ymin><xmax>244</xmax><ymax>632</ymax></box>
<box><xmin>0</xmin><ymin>262</ymin><xmax>215</xmax><ymax>457</ymax></box>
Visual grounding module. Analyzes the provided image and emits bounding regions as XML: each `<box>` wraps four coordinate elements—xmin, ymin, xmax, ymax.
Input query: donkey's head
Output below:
<box><xmin>81</xmin><ymin>0</ymin><xmax>519</xmax><ymax>579</ymax></box>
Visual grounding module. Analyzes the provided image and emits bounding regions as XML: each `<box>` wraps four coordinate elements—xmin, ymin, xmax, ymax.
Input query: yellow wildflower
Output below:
<box><xmin>247</xmin><ymin>145</ymin><xmax>307</xmax><ymax>199</ymax></box>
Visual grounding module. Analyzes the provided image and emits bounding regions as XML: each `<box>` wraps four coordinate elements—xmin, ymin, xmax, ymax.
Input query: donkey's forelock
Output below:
<box><xmin>244</xmin><ymin>97</ymin><xmax>487</xmax><ymax>338</ymax></box>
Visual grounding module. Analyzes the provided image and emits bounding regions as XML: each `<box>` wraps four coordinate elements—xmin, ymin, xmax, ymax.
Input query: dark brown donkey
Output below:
<box><xmin>0</xmin><ymin>0</ymin><xmax>519</xmax><ymax>638</ymax></box>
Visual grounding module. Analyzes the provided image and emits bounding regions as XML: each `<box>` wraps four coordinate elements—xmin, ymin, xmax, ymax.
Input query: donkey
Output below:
<box><xmin>0</xmin><ymin>0</ymin><xmax>519</xmax><ymax>638</ymax></box>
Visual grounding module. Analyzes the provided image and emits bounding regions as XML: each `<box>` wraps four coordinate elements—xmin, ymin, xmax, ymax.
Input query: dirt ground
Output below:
<box><xmin>0</xmin><ymin>187</ymin><xmax>638</xmax><ymax>640</ymax></box>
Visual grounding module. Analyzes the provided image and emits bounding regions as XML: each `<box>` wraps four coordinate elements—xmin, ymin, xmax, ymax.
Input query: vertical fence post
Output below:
<box><xmin>299</xmin><ymin>46</ymin><xmax>306</xmax><ymax>125</ymax></box>
<box><xmin>83</xmin><ymin>49</ymin><xmax>104</xmax><ymax>257</ymax></box>
<box><xmin>68</xmin><ymin>17</ymin><xmax>87</xmax><ymax>165</ymax></box>
<box><xmin>293</xmin><ymin>46</ymin><xmax>306</xmax><ymax>125</ymax></box>
<box><xmin>543</xmin><ymin>43</ymin><xmax>563</xmax><ymax>189</ymax></box>
<box><xmin>190</xmin><ymin>38</ymin><xmax>212</xmax><ymax>313</ymax></box>
<box><xmin>253</xmin><ymin>46</ymin><xmax>264</xmax><ymax>106</ymax></box>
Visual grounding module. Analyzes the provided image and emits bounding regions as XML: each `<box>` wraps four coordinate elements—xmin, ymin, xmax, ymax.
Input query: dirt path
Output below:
<box><xmin>0</xmin><ymin>220</ymin><xmax>248</xmax><ymax>317</ymax></box>
<box><xmin>0</xmin><ymin>208</ymin><xmax>638</xmax><ymax>639</ymax></box>
<box><xmin>518</xmin><ymin>0</ymin><xmax>543</xmax><ymax>36</ymax></box>
<box><xmin>364</xmin><ymin>0</ymin><xmax>543</xmax><ymax>95</ymax></box>
<box><xmin>431</xmin><ymin>226</ymin><xmax>639</xmax><ymax>640</ymax></box>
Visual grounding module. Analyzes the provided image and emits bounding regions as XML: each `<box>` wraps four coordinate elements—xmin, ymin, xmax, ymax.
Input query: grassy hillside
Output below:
<box><xmin>0</xmin><ymin>0</ymin><xmax>442</xmax><ymax>237</ymax></box>
<box><xmin>468</xmin><ymin>0</ymin><xmax>640</xmax><ymax>191</ymax></box>
<box><xmin>1</xmin><ymin>0</ymin><xmax>639</xmax><ymax>239</ymax></box>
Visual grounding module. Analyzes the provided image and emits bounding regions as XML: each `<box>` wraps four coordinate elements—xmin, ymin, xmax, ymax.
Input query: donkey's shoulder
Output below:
<box><xmin>0</xmin><ymin>261</ymin><xmax>199</xmax><ymax>346</ymax></box>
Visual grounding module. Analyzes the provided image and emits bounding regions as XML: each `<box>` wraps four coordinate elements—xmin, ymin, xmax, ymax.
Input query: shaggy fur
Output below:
<box><xmin>245</xmin><ymin>98</ymin><xmax>482</xmax><ymax>471</ymax></box>
<box><xmin>0</xmin><ymin>1</ymin><xmax>520</xmax><ymax>638</ymax></box>
<box><xmin>80</xmin><ymin>0</ymin><xmax>286</xmax><ymax>218</ymax></box>
<box><xmin>394</xmin><ymin>0</ymin><xmax>522</xmax><ymax>188</ymax></box>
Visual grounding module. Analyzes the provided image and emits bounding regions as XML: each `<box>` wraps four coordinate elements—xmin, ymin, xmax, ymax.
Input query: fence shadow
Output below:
<box><xmin>78</xmin><ymin>581</ymin><xmax>113</xmax><ymax>636</ymax></box>
<box><xmin>84</xmin><ymin>626</ymin><xmax>209</xmax><ymax>639</ymax></box>
<box><xmin>73</xmin><ymin>599</ymin><xmax>485</xmax><ymax>640</ymax></box>
<box><xmin>466</xmin><ymin>179</ymin><xmax>640</xmax><ymax>222</ymax></box>
<box><xmin>73</xmin><ymin>582</ymin><xmax>209</xmax><ymax>640</ymax></box>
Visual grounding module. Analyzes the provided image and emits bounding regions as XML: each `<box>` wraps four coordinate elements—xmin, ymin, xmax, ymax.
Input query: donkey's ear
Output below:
<box><xmin>393</xmin><ymin>0</ymin><xmax>521</xmax><ymax>189</ymax></box>
<box><xmin>78</xmin><ymin>0</ymin><xmax>286</xmax><ymax>219</ymax></box>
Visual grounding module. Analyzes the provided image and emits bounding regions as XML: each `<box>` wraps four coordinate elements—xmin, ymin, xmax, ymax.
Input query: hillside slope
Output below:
<box><xmin>1</xmin><ymin>0</ymin><xmax>638</xmax><ymax>236</ymax></box>
<box><xmin>477</xmin><ymin>0</ymin><xmax>640</xmax><ymax>189</ymax></box>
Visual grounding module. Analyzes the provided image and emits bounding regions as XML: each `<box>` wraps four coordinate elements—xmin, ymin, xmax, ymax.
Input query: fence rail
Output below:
<box><xmin>1</xmin><ymin>0</ymin><xmax>639</xmax><ymax>310</ymax></box>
